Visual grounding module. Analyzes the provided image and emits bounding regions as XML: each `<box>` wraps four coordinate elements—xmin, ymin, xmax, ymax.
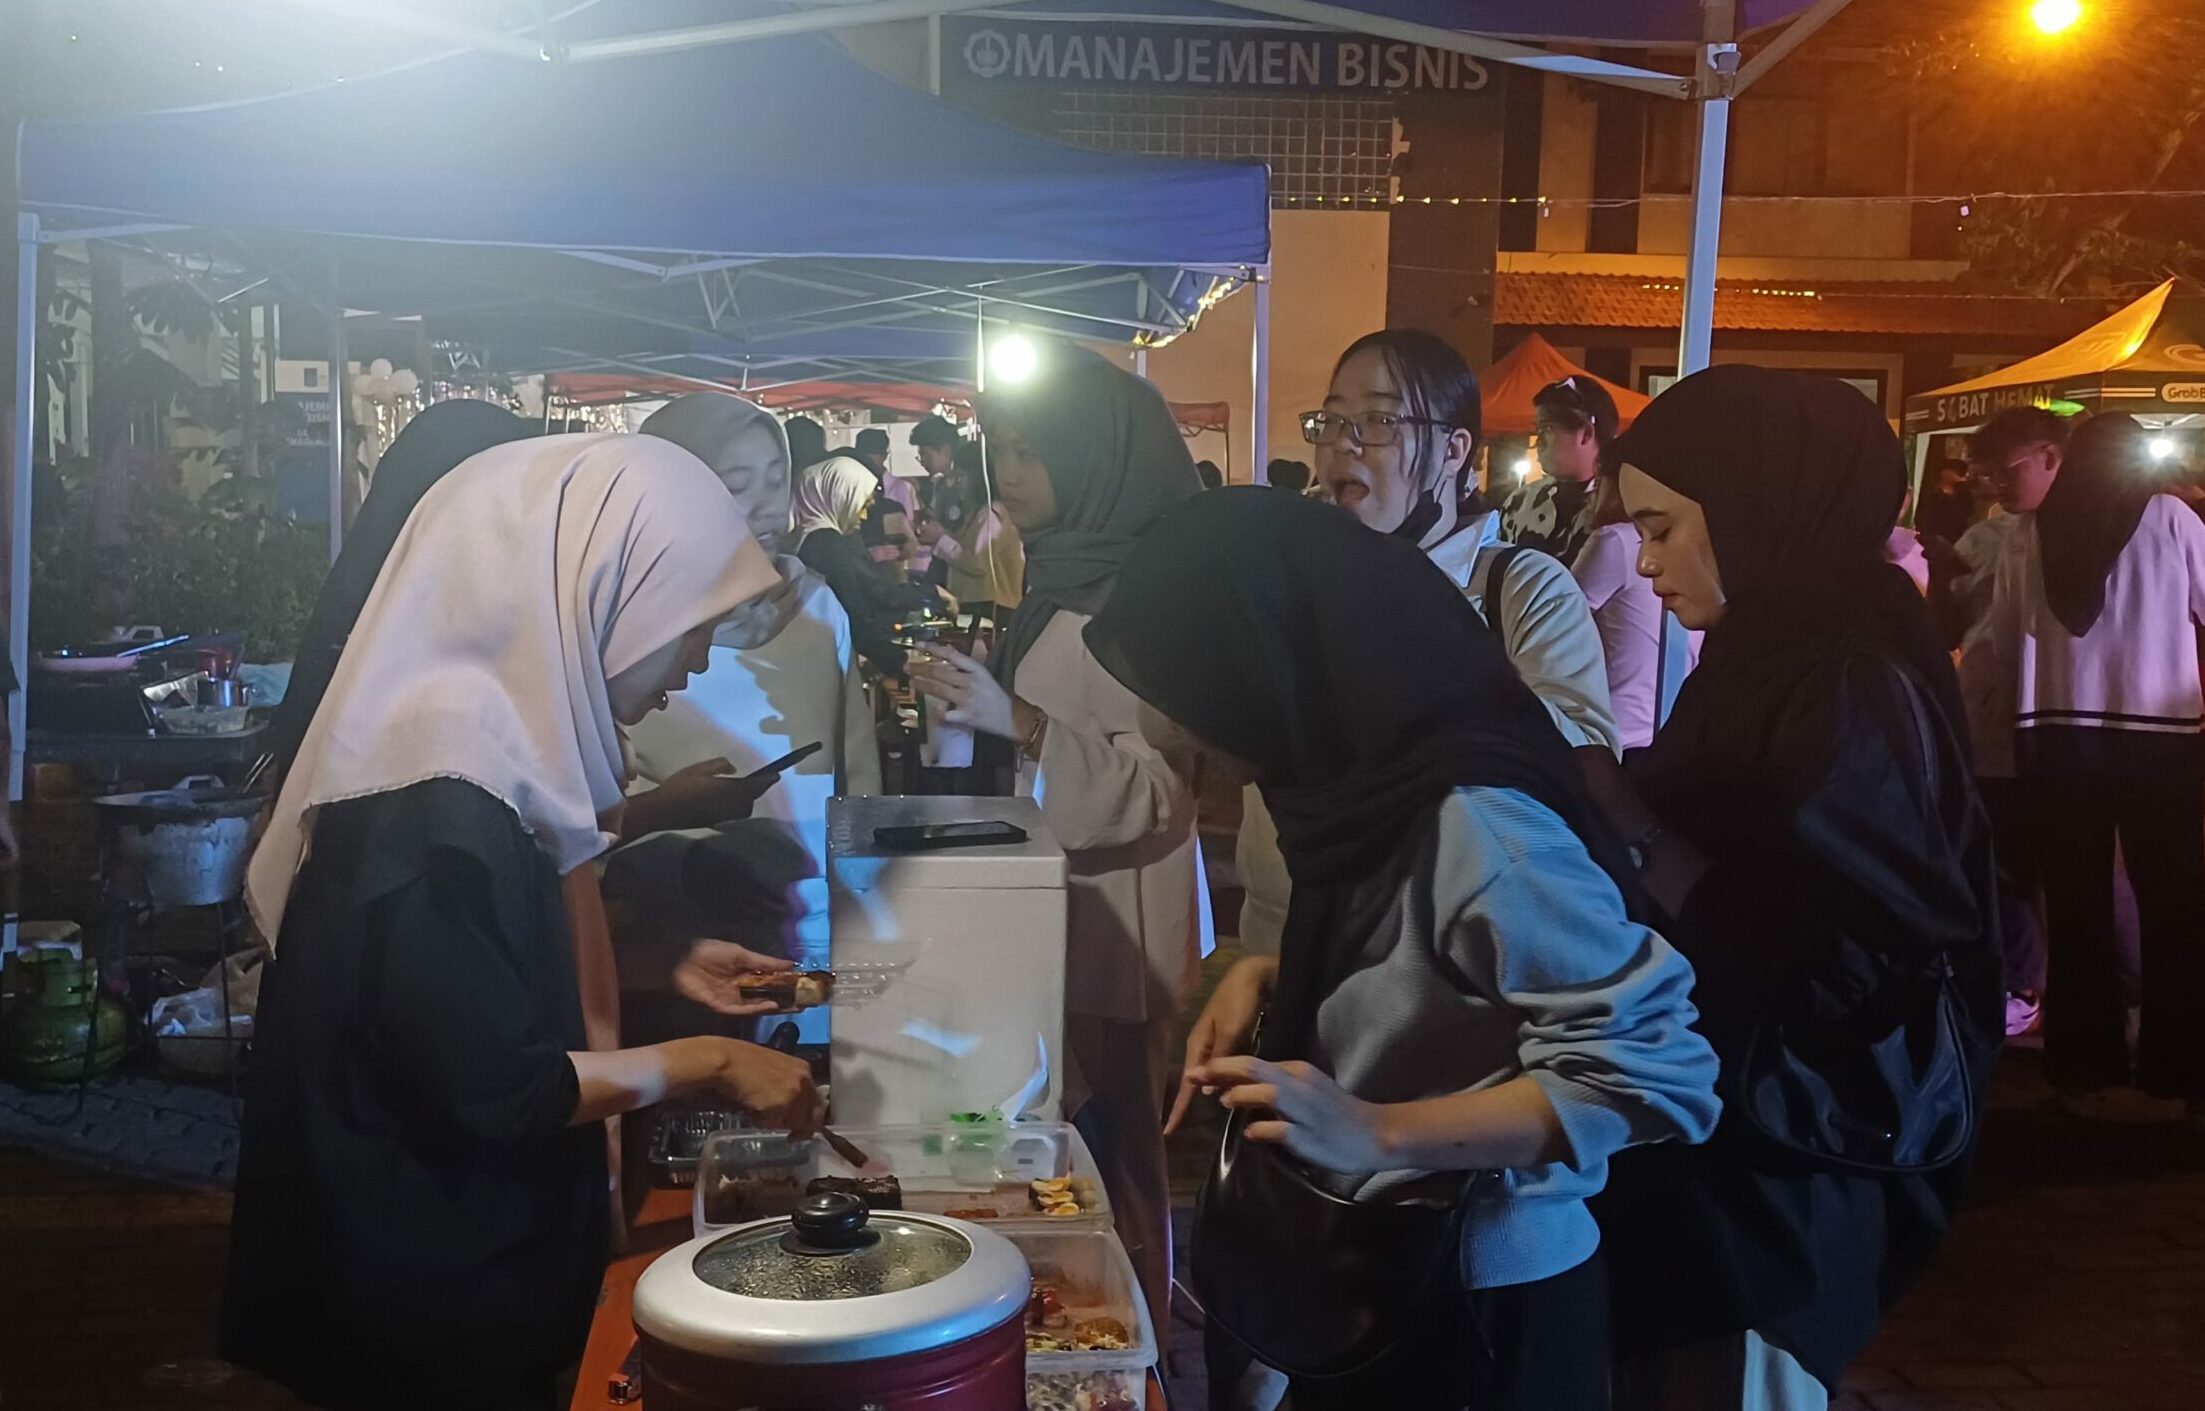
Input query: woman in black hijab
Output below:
<box><xmin>1085</xmin><ymin>489</ymin><xmax>1717</xmax><ymax>1410</ymax></box>
<box><xmin>259</xmin><ymin>400</ymin><xmax>531</xmax><ymax>786</ymax></box>
<box><xmin>1586</xmin><ymin>366</ymin><xmax>2001</xmax><ymax>1409</ymax></box>
<box><xmin>908</xmin><ymin>344</ymin><xmax>1205</xmax><ymax>1340</ymax></box>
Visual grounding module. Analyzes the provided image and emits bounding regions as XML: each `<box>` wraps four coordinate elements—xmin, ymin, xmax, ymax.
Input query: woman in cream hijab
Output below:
<box><xmin>225</xmin><ymin>434</ymin><xmax>823</xmax><ymax>1411</ymax></box>
<box><xmin>618</xmin><ymin>394</ymin><xmax>883</xmax><ymax>988</ymax></box>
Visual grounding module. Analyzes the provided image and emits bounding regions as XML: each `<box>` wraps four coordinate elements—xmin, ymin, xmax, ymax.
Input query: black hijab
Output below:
<box><xmin>1609</xmin><ymin>365</ymin><xmax>1964</xmax><ymax>742</ymax></box>
<box><xmin>981</xmin><ymin>346</ymin><xmax>1199</xmax><ymax>692</ymax></box>
<box><xmin>263</xmin><ymin>401</ymin><xmax>532</xmax><ymax>782</ymax></box>
<box><xmin>1084</xmin><ymin>489</ymin><xmax>1630</xmax><ymax>1056</ymax></box>
<box><xmin>2036</xmin><ymin>412</ymin><xmax>2157</xmax><ymax>637</ymax></box>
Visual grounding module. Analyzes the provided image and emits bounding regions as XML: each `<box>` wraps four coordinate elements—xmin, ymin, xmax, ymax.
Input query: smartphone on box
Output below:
<box><xmin>872</xmin><ymin>820</ymin><xmax>1029</xmax><ymax>851</ymax></box>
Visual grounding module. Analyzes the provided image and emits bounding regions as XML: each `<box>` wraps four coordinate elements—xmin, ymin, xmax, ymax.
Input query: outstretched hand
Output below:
<box><xmin>673</xmin><ymin>941</ymin><xmax>796</xmax><ymax>1017</ymax></box>
<box><xmin>907</xmin><ymin>645</ymin><xmax>1019</xmax><ymax>740</ymax></box>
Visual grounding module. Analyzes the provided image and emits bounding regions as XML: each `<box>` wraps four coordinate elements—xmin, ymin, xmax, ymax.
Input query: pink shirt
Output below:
<box><xmin>1572</xmin><ymin>522</ymin><xmax>1665</xmax><ymax>751</ymax></box>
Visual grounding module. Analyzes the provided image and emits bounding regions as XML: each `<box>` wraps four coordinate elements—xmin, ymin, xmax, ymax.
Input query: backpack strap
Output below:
<box><xmin>1471</xmin><ymin>544</ymin><xmax>1527</xmax><ymax>647</ymax></box>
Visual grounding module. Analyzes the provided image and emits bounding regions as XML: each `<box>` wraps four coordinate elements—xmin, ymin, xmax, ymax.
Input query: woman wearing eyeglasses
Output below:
<box><xmin>1234</xmin><ymin>333</ymin><xmax>1619</xmax><ymax>964</ymax></box>
<box><xmin>1304</xmin><ymin>330</ymin><xmax>1617</xmax><ymax>756</ymax></box>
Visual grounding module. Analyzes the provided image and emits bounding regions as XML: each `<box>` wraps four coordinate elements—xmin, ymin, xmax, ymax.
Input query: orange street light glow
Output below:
<box><xmin>2031</xmin><ymin>0</ymin><xmax>2084</xmax><ymax>35</ymax></box>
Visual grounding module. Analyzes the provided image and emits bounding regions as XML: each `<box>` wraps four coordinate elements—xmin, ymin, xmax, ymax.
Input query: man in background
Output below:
<box><xmin>1501</xmin><ymin>375</ymin><xmax>1617</xmax><ymax>567</ymax></box>
<box><xmin>1266</xmin><ymin>459</ymin><xmax>1312</xmax><ymax>494</ymax></box>
<box><xmin>1955</xmin><ymin>405</ymin><xmax>2070</xmax><ymax>1039</ymax></box>
<box><xmin>914</xmin><ymin>430</ymin><xmax>1023</xmax><ymax>623</ymax></box>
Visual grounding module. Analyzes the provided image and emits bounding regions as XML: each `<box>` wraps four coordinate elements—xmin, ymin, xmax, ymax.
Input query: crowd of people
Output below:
<box><xmin>217</xmin><ymin>318</ymin><xmax>2205</xmax><ymax>1411</ymax></box>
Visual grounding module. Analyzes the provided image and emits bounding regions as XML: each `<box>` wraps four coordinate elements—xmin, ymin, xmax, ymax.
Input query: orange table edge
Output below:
<box><xmin>572</xmin><ymin>1186</ymin><xmax>693</xmax><ymax>1411</ymax></box>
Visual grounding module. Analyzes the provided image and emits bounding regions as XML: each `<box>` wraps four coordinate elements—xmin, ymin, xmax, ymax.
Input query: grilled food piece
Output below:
<box><xmin>734</xmin><ymin>970</ymin><xmax>836</xmax><ymax>1012</ymax></box>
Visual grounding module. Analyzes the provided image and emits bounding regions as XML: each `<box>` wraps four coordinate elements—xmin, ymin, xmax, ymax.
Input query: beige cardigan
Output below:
<box><xmin>1015</xmin><ymin>610</ymin><xmax>1203</xmax><ymax>1024</ymax></box>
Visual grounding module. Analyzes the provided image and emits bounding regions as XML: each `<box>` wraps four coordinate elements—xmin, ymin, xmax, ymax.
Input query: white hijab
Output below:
<box><xmin>246</xmin><ymin>433</ymin><xmax>778</xmax><ymax>943</ymax></box>
<box><xmin>791</xmin><ymin>454</ymin><xmax>878</xmax><ymax>541</ymax></box>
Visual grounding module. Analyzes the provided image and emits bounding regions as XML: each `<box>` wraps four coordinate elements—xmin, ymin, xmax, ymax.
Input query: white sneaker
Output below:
<box><xmin>2004</xmin><ymin>992</ymin><xmax>2042</xmax><ymax>1038</ymax></box>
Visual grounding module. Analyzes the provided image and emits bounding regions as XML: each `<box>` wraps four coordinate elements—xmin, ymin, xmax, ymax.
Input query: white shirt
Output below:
<box><xmin>1985</xmin><ymin>495</ymin><xmax>2205</xmax><ymax>753</ymax></box>
<box><xmin>1423</xmin><ymin>510</ymin><xmax>1621</xmax><ymax>756</ymax></box>
<box><xmin>625</xmin><ymin>573</ymin><xmax>882</xmax><ymax>958</ymax></box>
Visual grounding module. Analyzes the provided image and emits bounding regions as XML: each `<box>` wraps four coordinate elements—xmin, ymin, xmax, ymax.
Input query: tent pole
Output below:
<box><xmin>1251</xmin><ymin>269</ymin><xmax>1272</xmax><ymax>485</ymax></box>
<box><xmin>1908</xmin><ymin>430</ymin><xmax>1935</xmax><ymax>524</ymax></box>
<box><xmin>10</xmin><ymin>216</ymin><xmax>38</xmax><ymax>805</ymax></box>
<box><xmin>1677</xmin><ymin>5</ymin><xmax>1738</xmax><ymax>377</ymax></box>
<box><xmin>327</xmin><ymin>266</ymin><xmax>346</xmax><ymax>564</ymax></box>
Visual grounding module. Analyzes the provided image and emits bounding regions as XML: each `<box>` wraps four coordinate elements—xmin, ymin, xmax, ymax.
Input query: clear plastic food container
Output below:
<box><xmin>692</xmin><ymin>1121</ymin><xmax>1111</xmax><ymax>1239</ymax></box>
<box><xmin>1010</xmin><ymin>1227</ymin><xmax>1158</xmax><ymax>1411</ymax></box>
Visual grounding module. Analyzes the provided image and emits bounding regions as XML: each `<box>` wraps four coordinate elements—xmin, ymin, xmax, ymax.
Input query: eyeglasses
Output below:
<box><xmin>1301</xmin><ymin>409</ymin><xmax>1450</xmax><ymax>448</ymax></box>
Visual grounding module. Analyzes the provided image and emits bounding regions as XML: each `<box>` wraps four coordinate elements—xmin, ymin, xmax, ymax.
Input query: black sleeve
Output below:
<box><xmin>1671</xmin><ymin>655</ymin><xmax>1990</xmax><ymax>1031</ymax></box>
<box><xmin>802</xmin><ymin>531</ymin><xmax>912</xmax><ymax>673</ymax></box>
<box><xmin>356</xmin><ymin>851</ymin><xmax>581</xmax><ymax>1152</ymax></box>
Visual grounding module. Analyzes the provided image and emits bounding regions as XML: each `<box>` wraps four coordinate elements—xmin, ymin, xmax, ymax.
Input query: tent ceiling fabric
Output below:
<box><xmin>17</xmin><ymin>31</ymin><xmax>1266</xmax><ymax>268</ymax></box>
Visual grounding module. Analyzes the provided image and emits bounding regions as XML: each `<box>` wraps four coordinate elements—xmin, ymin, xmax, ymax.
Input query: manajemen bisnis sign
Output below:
<box><xmin>945</xmin><ymin>17</ymin><xmax>1493</xmax><ymax>95</ymax></box>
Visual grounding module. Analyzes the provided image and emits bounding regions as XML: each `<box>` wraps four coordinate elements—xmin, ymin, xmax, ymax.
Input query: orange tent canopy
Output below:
<box><xmin>1482</xmin><ymin>333</ymin><xmax>1649</xmax><ymax>437</ymax></box>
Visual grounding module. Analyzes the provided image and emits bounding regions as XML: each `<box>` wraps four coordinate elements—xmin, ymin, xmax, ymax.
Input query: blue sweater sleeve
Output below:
<box><xmin>1440</xmin><ymin>789</ymin><xmax>1722</xmax><ymax>1173</ymax></box>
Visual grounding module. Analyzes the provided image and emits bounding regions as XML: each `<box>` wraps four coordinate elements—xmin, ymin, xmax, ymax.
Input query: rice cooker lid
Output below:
<box><xmin>632</xmin><ymin>1192</ymin><xmax>1030</xmax><ymax>1364</ymax></box>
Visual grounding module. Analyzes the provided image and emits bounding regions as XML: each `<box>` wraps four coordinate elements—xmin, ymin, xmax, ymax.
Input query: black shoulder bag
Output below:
<box><xmin>1729</xmin><ymin>669</ymin><xmax>1986</xmax><ymax>1175</ymax></box>
<box><xmin>1190</xmin><ymin>1039</ymin><xmax>1480</xmax><ymax>1381</ymax></box>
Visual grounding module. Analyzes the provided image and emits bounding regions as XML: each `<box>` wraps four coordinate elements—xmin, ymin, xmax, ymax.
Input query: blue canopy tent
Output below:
<box><xmin>9</xmin><ymin>24</ymin><xmax>1272</xmax><ymax>790</ymax></box>
<box><xmin>10</xmin><ymin>0</ymin><xmax>1846</xmax><ymax>795</ymax></box>
<box><xmin>15</xmin><ymin>25</ymin><xmax>1268</xmax><ymax>387</ymax></box>
<box><xmin>234</xmin><ymin>0</ymin><xmax>1836</xmax><ymax>381</ymax></box>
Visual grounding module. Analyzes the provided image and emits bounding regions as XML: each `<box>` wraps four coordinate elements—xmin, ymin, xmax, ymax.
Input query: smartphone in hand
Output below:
<box><xmin>745</xmin><ymin>741</ymin><xmax>823</xmax><ymax>783</ymax></box>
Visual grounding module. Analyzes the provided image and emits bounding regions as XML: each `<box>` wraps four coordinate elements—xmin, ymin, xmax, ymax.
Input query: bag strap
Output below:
<box><xmin>1654</xmin><ymin>609</ymin><xmax>1692</xmax><ymax>729</ymax></box>
<box><xmin>1472</xmin><ymin>544</ymin><xmax>1527</xmax><ymax>647</ymax></box>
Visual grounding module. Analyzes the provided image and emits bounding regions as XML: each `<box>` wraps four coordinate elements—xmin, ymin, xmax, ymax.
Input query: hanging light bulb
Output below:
<box><xmin>988</xmin><ymin>332</ymin><xmax>1040</xmax><ymax>386</ymax></box>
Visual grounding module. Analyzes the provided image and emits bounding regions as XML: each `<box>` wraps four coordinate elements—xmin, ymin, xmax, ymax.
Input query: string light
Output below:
<box><xmin>1275</xmin><ymin>186</ymin><xmax>2205</xmax><ymax>210</ymax></box>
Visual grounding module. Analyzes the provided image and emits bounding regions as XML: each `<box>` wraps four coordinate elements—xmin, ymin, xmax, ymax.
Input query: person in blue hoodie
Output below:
<box><xmin>1084</xmin><ymin>488</ymin><xmax>1720</xmax><ymax>1411</ymax></box>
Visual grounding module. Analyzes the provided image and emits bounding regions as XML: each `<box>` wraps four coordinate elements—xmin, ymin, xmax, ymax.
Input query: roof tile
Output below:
<box><xmin>1493</xmin><ymin>273</ymin><xmax>2105</xmax><ymax>339</ymax></box>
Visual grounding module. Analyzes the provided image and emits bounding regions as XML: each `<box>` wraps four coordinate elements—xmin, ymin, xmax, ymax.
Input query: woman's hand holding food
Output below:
<box><xmin>701</xmin><ymin>1039</ymin><xmax>825</xmax><ymax>1139</ymax></box>
<box><xmin>1167</xmin><ymin>955</ymin><xmax>1277</xmax><ymax>1134</ymax></box>
<box><xmin>570</xmin><ymin>1035</ymin><xmax>822</xmax><ymax>1134</ymax></box>
<box><xmin>673</xmin><ymin>941</ymin><xmax>796</xmax><ymax>1017</ymax></box>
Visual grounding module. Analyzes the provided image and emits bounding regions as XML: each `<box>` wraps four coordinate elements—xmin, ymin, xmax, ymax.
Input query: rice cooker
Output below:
<box><xmin>631</xmin><ymin>1190</ymin><xmax>1030</xmax><ymax>1409</ymax></box>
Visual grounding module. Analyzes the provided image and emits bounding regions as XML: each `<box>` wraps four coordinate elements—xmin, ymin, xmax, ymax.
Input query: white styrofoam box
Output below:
<box><xmin>827</xmin><ymin>795</ymin><xmax>1067</xmax><ymax>1127</ymax></box>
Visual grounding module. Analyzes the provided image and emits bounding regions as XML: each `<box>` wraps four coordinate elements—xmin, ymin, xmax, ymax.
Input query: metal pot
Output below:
<box><xmin>93</xmin><ymin>775</ymin><xmax>267</xmax><ymax>909</ymax></box>
<box><xmin>632</xmin><ymin>1191</ymin><xmax>1029</xmax><ymax>1410</ymax></box>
